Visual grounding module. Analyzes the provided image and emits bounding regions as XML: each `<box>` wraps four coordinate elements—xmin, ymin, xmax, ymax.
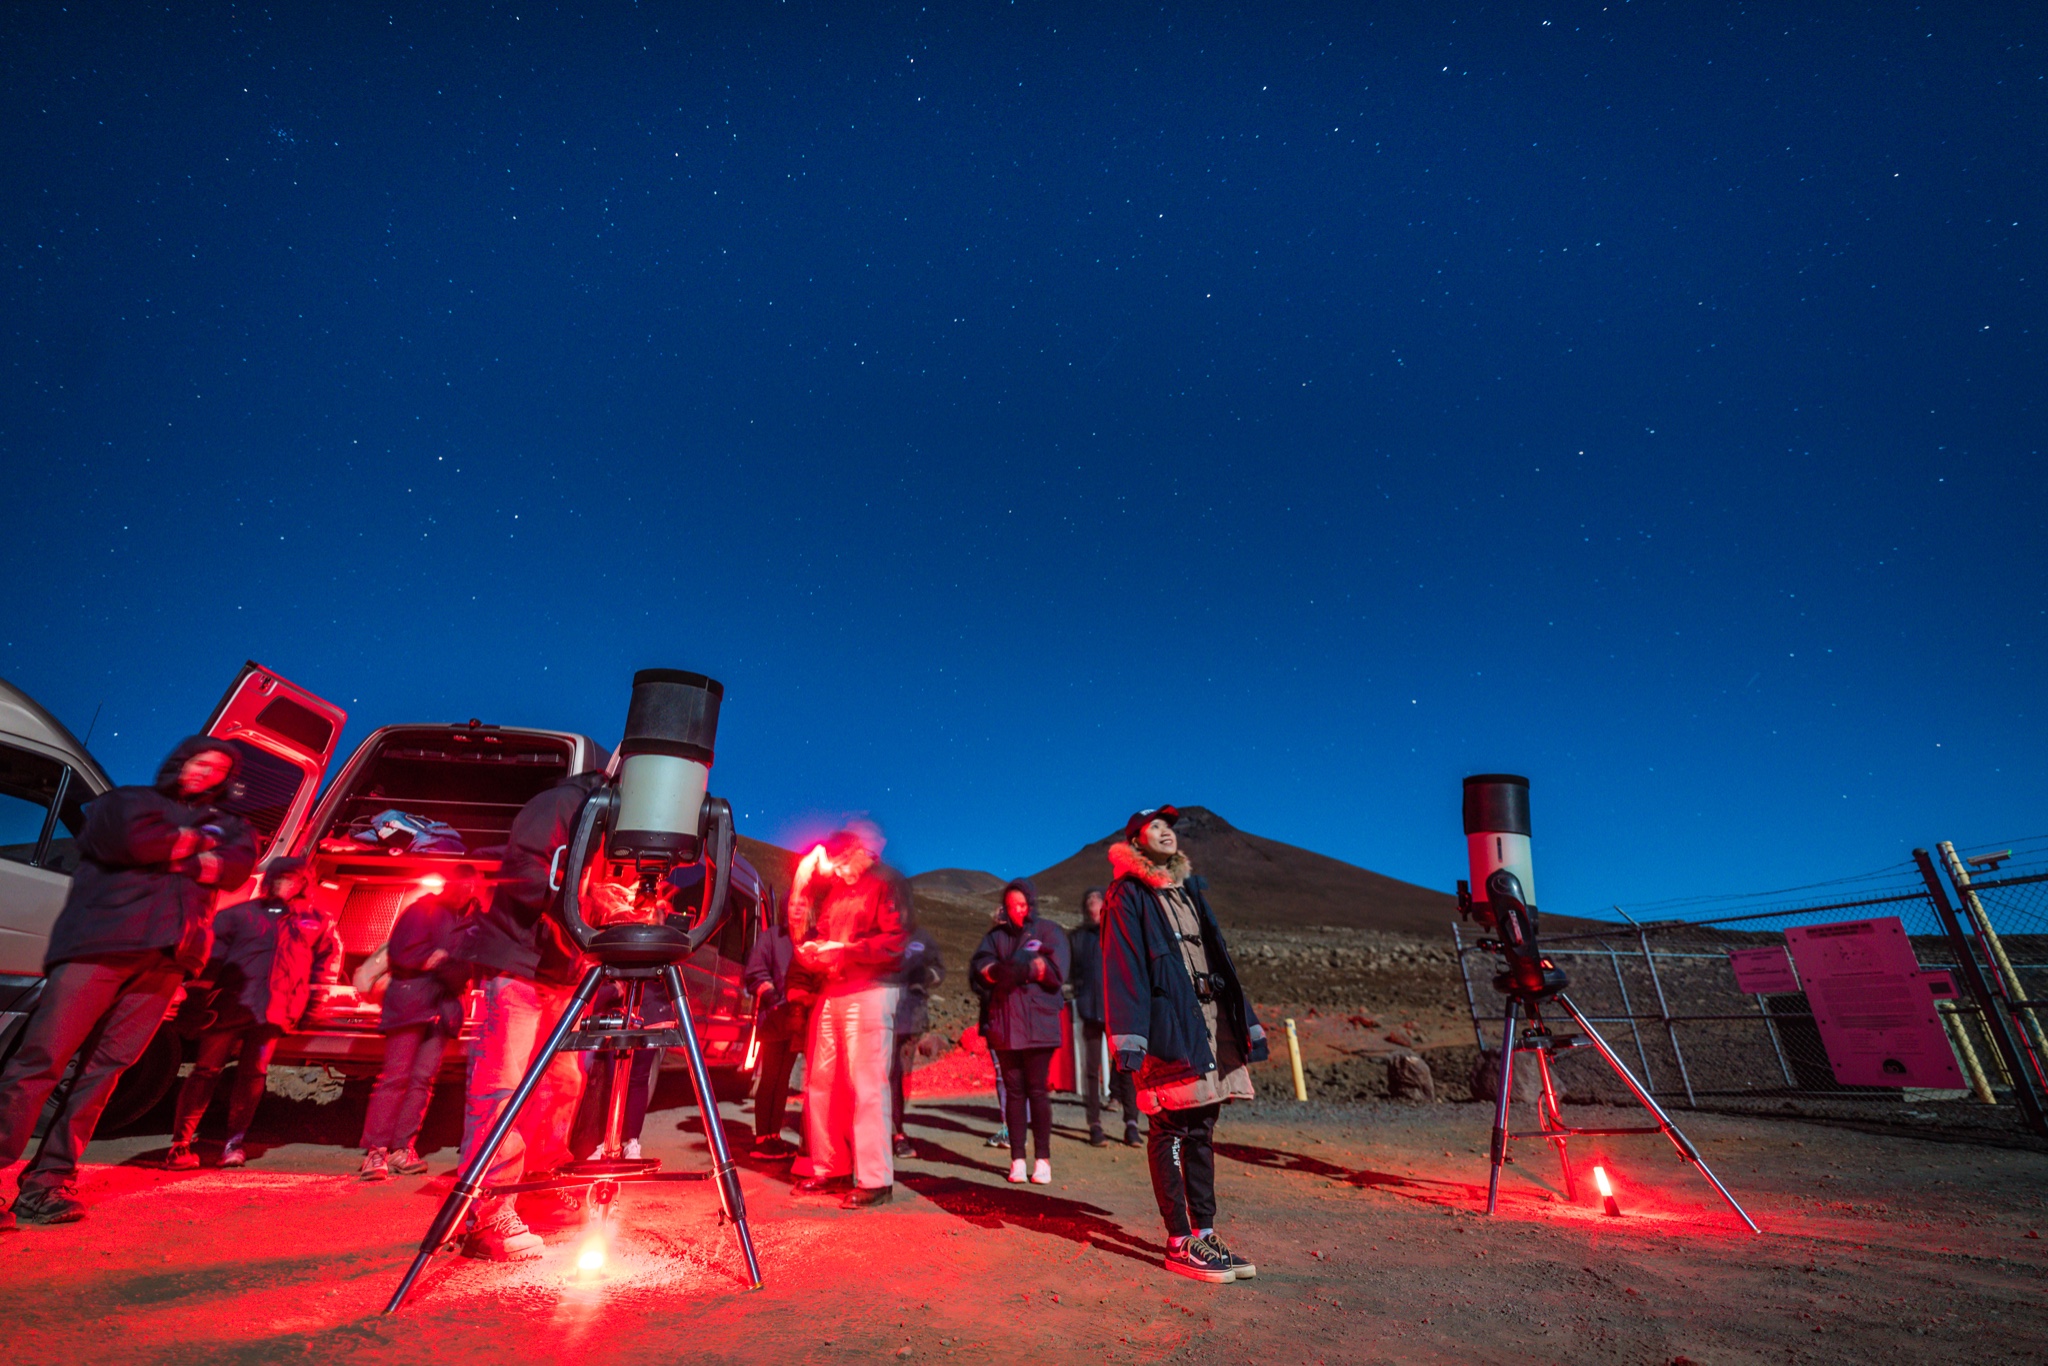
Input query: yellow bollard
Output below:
<box><xmin>1285</xmin><ymin>1018</ymin><xmax>1308</xmax><ymax>1101</ymax></box>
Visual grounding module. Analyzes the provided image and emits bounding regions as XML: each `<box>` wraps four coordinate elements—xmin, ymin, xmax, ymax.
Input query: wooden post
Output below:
<box><xmin>1285</xmin><ymin>1018</ymin><xmax>1308</xmax><ymax>1101</ymax></box>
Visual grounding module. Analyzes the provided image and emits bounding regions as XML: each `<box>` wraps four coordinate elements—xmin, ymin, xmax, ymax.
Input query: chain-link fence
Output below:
<box><xmin>1452</xmin><ymin>834</ymin><xmax>2048</xmax><ymax>1143</ymax></box>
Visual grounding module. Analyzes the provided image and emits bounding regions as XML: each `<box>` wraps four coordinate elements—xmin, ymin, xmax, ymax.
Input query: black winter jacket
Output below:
<box><xmin>743</xmin><ymin>923</ymin><xmax>808</xmax><ymax>1043</ymax></box>
<box><xmin>456</xmin><ymin>772</ymin><xmax>604</xmax><ymax>986</ymax></box>
<box><xmin>46</xmin><ymin>784</ymin><xmax>256</xmax><ymax>973</ymax></box>
<box><xmin>380</xmin><ymin>893</ymin><xmax>474</xmax><ymax>1034</ymax></box>
<box><xmin>1101</xmin><ymin>872</ymin><xmax>1266</xmax><ymax>1084</ymax></box>
<box><xmin>1067</xmin><ymin>921</ymin><xmax>1106</xmax><ymax>1024</ymax></box>
<box><xmin>204</xmin><ymin>895</ymin><xmax>342</xmax><ymax>1030</ymax></box>
<box><xmin>971</xmin><ymin>914</ymin><xmax>1070</xmax><ymax>1052</ymax></box>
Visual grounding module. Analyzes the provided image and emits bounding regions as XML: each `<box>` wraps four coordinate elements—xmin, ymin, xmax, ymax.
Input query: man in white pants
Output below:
<box><xmin>788</xmin><ymin>828</ymin><xmax>910</xmax><ymax>1209</ymax></box>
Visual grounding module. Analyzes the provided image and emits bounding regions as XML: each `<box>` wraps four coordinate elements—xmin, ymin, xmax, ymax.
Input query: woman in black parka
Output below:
<box><xmin>969</xmin><ymin>879</ymin><xmax>1070</xmax><ymax>1185</ymax></box>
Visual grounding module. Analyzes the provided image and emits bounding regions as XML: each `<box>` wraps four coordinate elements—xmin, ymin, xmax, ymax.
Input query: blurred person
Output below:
<box><xmin>788</xmin><ymin>828</ymin><xmax>911</xmax><ymax>1209</ymax></box>
<box><xmin>167</xmin><ymin>857</ymin><xmax>341</xmax><ymax>1168</ymax></box>
<box><xmin>969</xmin><ymin>902</ymin><xmax>1010</xmax><ymax>1151</ymax></box>
<box><xmin>448</xmin><ymin>770</ymin><xmax>604</xmax><ymax>1259</ymax></box>
<box><xmin>569</xmin><ymin>976</ymin><xmax>671</xmax><ymax>1163</ymax></box>
<box><xmin>888</xmin><ymin>924</ymin><xmax>945</xmax><ymax>1157</ymax></box>
<box><xmin>743</xmin><ymin>908</ymin><xmax>810</xmax><ymax>1158</ymax></box>
<box><xmin>356</xmin><ymin>865</ymin><xmax>482</xmax><ymax>1180</ymax></box>
<box><xmin>1069</xmin><ymin>887</ymin><xmax>1139</xmax><ymax>1147</ymax></box>
<box><xmin>0</xmin><ymin>739</ymin><xmax>254</xmax><ymax>1228</ymax></box>
<box><xmin>971</xmin><ymin>880</ymin><xmax>1070</xmax><ymax>1185</ymax></box>
<box><xmin>1103</xmin><ymin>807</ymin><xmax>1269</xmax><ymax>1285</ymax></box>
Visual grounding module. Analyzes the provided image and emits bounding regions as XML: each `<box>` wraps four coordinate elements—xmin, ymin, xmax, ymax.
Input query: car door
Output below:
<box><xmin>201</xmin><ymin>662</ymin><xmax>347</xmax><ymax>899</ymax></box>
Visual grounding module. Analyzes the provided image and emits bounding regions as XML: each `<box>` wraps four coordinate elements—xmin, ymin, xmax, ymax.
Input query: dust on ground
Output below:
<box><xmin>6</xmin><ymin>1063</ymin><xmax>2044</xmax><ymax>1366</ymax></box>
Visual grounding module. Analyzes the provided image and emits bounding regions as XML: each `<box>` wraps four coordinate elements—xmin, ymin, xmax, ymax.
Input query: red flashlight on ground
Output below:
<box><xmin>1593</xmin><ymin>1165</ymin><xmax>1622</xmax><ymax>1217</ymax></box>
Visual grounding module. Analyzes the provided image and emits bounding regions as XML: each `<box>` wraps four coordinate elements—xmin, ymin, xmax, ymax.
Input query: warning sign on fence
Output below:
<box><xmin>1727</xmin><ymin>945</ymin><xmax>1801</xmax><ymax>995</ymax></box>
<box><xmin>1784</xmin><ymin>917</ymin><xmax>1964</xmax><ymax>1089</ymax></box>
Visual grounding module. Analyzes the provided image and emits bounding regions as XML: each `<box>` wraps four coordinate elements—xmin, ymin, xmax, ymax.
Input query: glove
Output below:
<box><xmin>1115</xmin><ymin>1048</ymin><xmax>1145</xmax><ymax>1075</ymax></box>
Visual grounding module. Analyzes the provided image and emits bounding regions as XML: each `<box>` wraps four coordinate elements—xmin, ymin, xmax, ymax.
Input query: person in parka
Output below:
<box><xmin>0</xmin><ymin>737</ymin><xmax>255</xmax><ymax>1227</ymax></box>
<box><xmin>970</xmin><ymin>879</ymin><xmax>1070</xmax><ymax>1184</ymax></box>
<box><xmin>742</xmin><ymin>911</ymin><xmax>808</xmax><ymax>1157</ymax></box>
<box><xmin>450</xmin><ymin>770</ymin><xmax>604</xmax><ymax>1260</ymax></box>
<box><xmin>167</xmin><ymin>856</ymin><xmax>341</xmax><ymax>1168</ymax></box>
<box><xmin>356</xmin><ymin>863</ymin><xmax>482</xmax><ymax>1180</ymax></box>
<box><xmin>1068</xmin><ymin>887</ymin><xmax>1140</xmax><ymax>1147</ymax></box>
<box><xmin>888</xmin><ymin>924</ymin><xmax>946</xmax><ymax>1156</ymax></box>
<box><xmin>1101</xmin><ymin>806</ymin><xmax>1268</xmax><ymax>1285</ymax></box>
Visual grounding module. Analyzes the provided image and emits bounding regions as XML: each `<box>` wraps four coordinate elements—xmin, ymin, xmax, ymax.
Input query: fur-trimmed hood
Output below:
<box><xmin>1107</xmin><ymin>839</ymin><xmax>1192</xmax><ymax>889</ymax></box>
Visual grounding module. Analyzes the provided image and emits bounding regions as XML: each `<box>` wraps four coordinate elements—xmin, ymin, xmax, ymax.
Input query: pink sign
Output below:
<box><xmin>1728</xmin><ymin>945</ymin><xmax>1800</xmax><ymax>995</ymax></box>
<box><xmin>1784</xmin><ymin>917</ymin><xmax>1964</xmax><ymax>1089</ymax></box>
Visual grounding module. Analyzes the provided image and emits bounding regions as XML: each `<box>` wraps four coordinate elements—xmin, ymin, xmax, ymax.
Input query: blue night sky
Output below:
<box><xmin>3</xmin><ymin>4</ymin><xmax>2042</xmax><ymax>917</ymax></box>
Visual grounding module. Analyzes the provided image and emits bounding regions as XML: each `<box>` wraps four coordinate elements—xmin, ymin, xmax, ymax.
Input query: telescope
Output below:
<box><xmin>386</xmin><ymin>670</ymin><xmax>763</xmax><ymax>1312</ymax></box>
<box><xmin>1456</xmin><ymin>773</ymin><xmax>1757</xmax><ymax>1231</ymax></box>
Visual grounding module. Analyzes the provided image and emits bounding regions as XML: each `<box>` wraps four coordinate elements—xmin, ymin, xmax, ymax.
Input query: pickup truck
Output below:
<box><xmin>0</xmin><ymin>663</ymin><xmax>764</xmax><ymax>1130</ymax></box>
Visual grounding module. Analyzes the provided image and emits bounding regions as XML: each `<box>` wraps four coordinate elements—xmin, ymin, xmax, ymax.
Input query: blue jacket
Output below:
<box><xmin>380</xmin><ymin>892</ymin><xmax>473</xmax><ymax>1034</ymax></box>
<box><xmin>205</xmin><ymin>895</ymin><xmax>342</xmax><ymax>1030</ymax></box>
<box><xmin>971</xmin><ymin>915</ymin><xmax>1070</xmax><ymax>1052</ymax></box>
<box><xmin>1101</xmin><ymin>871</ymin><xmax>1266</xmax><ymax>1083</ymax></box>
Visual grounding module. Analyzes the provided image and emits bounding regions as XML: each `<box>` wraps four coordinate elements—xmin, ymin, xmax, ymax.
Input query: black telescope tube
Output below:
<box><xmin>1463</xmin><ymin>774</ymin><xmax>1531</xmax><ymax>837</ymax></box>
<box><xmin>620</xmin><ymin>668</ymin><xmax>723</xmax><ymax>764</ymax></box>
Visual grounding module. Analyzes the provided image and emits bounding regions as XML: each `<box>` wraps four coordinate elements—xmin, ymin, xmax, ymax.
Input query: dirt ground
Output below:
<box><xmin>6</xmin><ymin>1061</ymin><xmax>2046</xmax><ymax>1366</ymax></box>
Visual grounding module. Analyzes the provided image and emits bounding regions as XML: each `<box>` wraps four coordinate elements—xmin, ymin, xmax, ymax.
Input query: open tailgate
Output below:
<box><xmin>202</xmin><ymin>661</ymin><xmax>347</xmax><ymax>892</ymax></box>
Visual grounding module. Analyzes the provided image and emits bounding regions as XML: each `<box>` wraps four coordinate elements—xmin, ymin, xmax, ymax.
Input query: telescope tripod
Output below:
<box><xmin>384</xmin><ymin>960</ymin><xmax>763</xmax><ymax>1312</ymax></box>
<box><xmin>1485</xmin><ymin>989</ymin><xmax>1758</xmax><ymax>1232</ymax></box>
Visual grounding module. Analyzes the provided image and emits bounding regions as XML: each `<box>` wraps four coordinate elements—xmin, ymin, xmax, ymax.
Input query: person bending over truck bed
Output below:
<box><xmin>167</xmin><ymin>857</ymin><xmax>342</xmax><ymax>1169</ymax></box>
<box><xmin>449</xmin><ymin>771</ymin><xmax>603</xmax><ymax>1260</ymax></box>
<box><xmin>0</xmin><ymin>738</ymin><xmax>255</xmax><ymax>1229</ymax></box>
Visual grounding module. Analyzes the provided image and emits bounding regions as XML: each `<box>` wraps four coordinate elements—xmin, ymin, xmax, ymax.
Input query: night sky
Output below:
<box><xmin>4</xmin><ymin>4</ymin><xmax>2042</xmax><ymax>917</ymax></box>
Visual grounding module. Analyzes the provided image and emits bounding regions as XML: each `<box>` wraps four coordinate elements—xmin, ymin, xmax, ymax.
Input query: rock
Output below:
<box><xmin>1386</xmin><ymin>1052</ymin><xmax>1435</xmax><ymax>1102</ymax></box>
<box><xmin>1467</xmin><ymin>1049</ymin><xmax>1541</xmax><ymax>1103</ymax></box>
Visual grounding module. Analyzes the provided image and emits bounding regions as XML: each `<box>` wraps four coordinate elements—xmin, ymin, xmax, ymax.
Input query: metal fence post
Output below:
<box><xmin>1939</xmin><ymin>842</ymin><xmax>2048</xmax><ymax>1079</ymax></box>
<box><xmin>1914</xmin><ymin>848</ymin><xmax>2048</xmax><ymax>1140</ymax></box>
<box><xmin>1753</xmin><ymin>993</ymin><xmax>1797</xmax><ymax>1089</ymax></box>
<box><xmin>1603</xmin><ymin>940</ymin><xmax>1658</xmax><ymax>1092</ymax></box>
<box><xmin>1621</xmin><ymin>910</ymin><xmax>1696</xmax><ymax>1108</ymax></box>
<box><xmin>1453</xmin><ymin>923</ymin><xmax>1490</xmax><ymax>1052</ymax></box>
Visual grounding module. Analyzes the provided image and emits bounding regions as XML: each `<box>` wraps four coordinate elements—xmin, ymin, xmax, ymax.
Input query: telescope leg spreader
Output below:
<box><xmin>384</xmin><ymin>966</ymin><xmax>605</xmax><ymax>1313</ymax></box>
<box><xmin>1554</xmin><ymin>993</ymin><xmax>1759</xmax><ymax>1233</ymax></box>
<box><xmin>662</xmin><ymin>964</ymin><xmax>763</xmax><ymax>1289</ymax></box>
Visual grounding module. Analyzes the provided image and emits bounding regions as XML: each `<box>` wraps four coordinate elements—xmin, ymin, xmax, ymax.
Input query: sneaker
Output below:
<box><xmin>165</xmin><ymin>1143</ymin><xmax>199</xmax><ymax>1171</ymax></box>
<box><xmin>587</xmin><ymin>1144</ymin><xmax>606</xmax><ymax>1162</ymax></box>
<box><xmin>12</xmin><ymin>1190</ymin><xmax>87</xmax><ymax>1226</ymax></box>
<box><xmin>1123</xmin><ymin>1123</ymin><xmax>1142</xmax><ymax>1147</ymax></box>
<box><xmin>0</xmin><ymin>1203</ymin><xmax>14</xmax><ymax>1233</ymax></box>
<box><xmin>984</xmin><ymin>1127</ymin><xmax>1011</xmax><ymax>1148</ymax></box>
<box><xmin>460</xmin><ymin>1206</ymin><xmax>544</xmax><ymax>1261</ymax></box>
<box><xmin>1030</xmin><ymin>1159</ymin><xmax>1052</xmax><ymax>1185</ymax></box>
<box><xmin>892</xmin><ymin>1133</ymin><xmax>915</xmax><ymax>1158</ymax></box>
<box><xmin>1163</xmin><ymin>1234</ymin><xmax>1235</xmax><ymax>1284</ymax></box>
<box><xmin>1088</xmin><ymin>1126</ymin><xmax>1108</xmax><ymax>1148</ymax></box>
<box><xmin>622</xmin><ymin>1138</ymin><xmax>642</xmax><ymax>1161</ymax></box>
<box><xmin>359</xmin><ymin>1148</ymin><xmax>391</xmax><ymax>1181</ymax></box>
<box><xmin>841</xmin><ymin>1184</ymin><xmax>893</xmax><ymax>1208</ymax></box>
<box><xmin>748</xmin><ymin>1137</ymin><xmax>791</xmax><ymax>1159</ymax></box>
<box><xmin>1201</xmin><ymin>1232</ymin><xmax>1256</xmax><ymax>1279</ymax></box>
<box><xmin>219</xmin><ymin>1144</ymin><xmax>247</xmax><ymax>1168</ymax></box>
<box><xmin>1007</xmin><ymin>1159</ymin><xmax>1028</xmax><ymax>1184</ymax></box>
<box><xmin>791</xmin><ymin>1175</ymin><xmax>855</xmax><ymax>1197</ymax></box>
<box><xmin>386</xmin><ymin>1145</ymin><xmax>429</xmax><ymax>1177</ymax></box>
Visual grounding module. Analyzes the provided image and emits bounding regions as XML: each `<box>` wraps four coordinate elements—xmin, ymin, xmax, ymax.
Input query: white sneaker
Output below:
<box><xmin>1031</xmin><ymin>1159</ymin><xmax>1052</xmax><ymax>1185</ymax></box>
<box><xmin>1007</xmin><ymin>1159</ymin><xmax>1028</xmax><ymax>1183</ymax></box>
<box><xmin>587</xmin><ymin>1145</ymin><xmax>605</xmax><ymax>1162</ymax></box>
<box><xmin>623</xmin><ymin>1138</ymin><xmax>642</xmax><ymax>1161</ymax></box>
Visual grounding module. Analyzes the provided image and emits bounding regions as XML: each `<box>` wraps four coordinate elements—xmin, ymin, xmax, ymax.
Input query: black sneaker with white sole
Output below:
<box><xmin>1201</xmin><ymin>1232</ymin><xmax>1255</xmax><ymax>1278</ymax></box>
<box><xmin>1163</xmin><ymin>1234</ymin><xmax>1236</xmax><ymax>1284</ymax></box>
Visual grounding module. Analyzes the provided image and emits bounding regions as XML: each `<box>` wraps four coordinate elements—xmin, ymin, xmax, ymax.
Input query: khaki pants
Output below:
<box><xmin>804</xmin><ymin>983</ymin><xmax>899</xmax><ymax>1190</ymax></box>
<box><xmin>460</xmin><ymin>974</ymin><xmax>585</xmax><ymax>1192</ymax></box>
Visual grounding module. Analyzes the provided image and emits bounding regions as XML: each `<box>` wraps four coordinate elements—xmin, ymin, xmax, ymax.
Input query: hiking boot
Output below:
<box><xmin>165</xmin><ymin>1143</ymin><xmax>199</xmax><ymax>1171</ymax></box>
<box><xmin>792</xmin><ymin>1175</ymin><xmax>855</xmax><ymax>1197</ymax></box>
<box><xmin>984</xmin><ymin>1127</ymin><xmax>1010</xmax><ymax>1148</ymax></box>
<box><xmin>359</xmin><ymin>1148</ymin><xmax>391</xmax><ymax>1181</ymax></box>
<box><xmin>386</xmin><ymin>1145</ymin><xmax>429</xmax><ymax>1176</ymax></box>
<box><xmin>841</xmin><ymin>1184</ymin><xmax>892</xmax><ymax>1209</ymax></box>
<box><xmin>1007</xmin><ymin>1159</ymin><xmax>1028</xmax><ymax>1184</ymax></box>
<box><xmin>12</xmin><ymin>1189</ymin><xmax>87</xmax><ymax>1226</ymax></box>
<box><xmin>460</xmin><ymin>1206</ymin><xmax>544</xmax><ymax>1261</ymax></box>
<box><xmin>1163</xmin><ymin>1234</ymin><xmax>1235</xmax><ymax>1284</ymax></box>
<box><xmin>1201</xmin><ymin>1232</ymin><xmax>1256</xmax><ymax>1279</ymax></box>
<box><xmin>1088</xmin><ymin>1126</ymin><xmax>1108</xmax><ymax>1148</ymax></box>
<box><xmin>1030</xmin><ymin>1159</ymin><xmax>1052</xmax><ymax>1185</ymax></box>
<box><xmin>892</xmin><ymin>1133</ymin><xmax>915</xmax><ymax>1158</ymax></box>
<box><xmin>219</xmin><ymin>1143</ymin><xmax>247</xmax><ymax>1168</ymax></box>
